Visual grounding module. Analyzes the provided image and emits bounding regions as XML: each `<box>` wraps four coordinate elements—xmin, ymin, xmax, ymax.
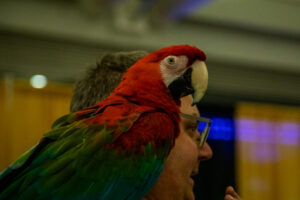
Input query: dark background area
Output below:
<box><xmin>194</xmin><ymin>105</ymin><xmax>236</xmax><ymax>199</ymax></box>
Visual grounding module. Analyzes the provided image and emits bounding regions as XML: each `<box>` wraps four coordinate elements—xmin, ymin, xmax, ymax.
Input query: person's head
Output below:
<box><xmin>70</xmin><ymin>50</ymin><xmax>148</xmax><ymax>112</ymax></box>
<box><xmin>143</xmin><ymin>95</ymin><xmax>213</xmax><ymax>200</ymax></box>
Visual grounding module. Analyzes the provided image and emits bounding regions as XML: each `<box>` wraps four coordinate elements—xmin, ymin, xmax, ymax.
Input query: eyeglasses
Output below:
<box><xmin>180</xmin><ymin>113</ymin><xmax>211</xmax><ymax>148</ymax></box>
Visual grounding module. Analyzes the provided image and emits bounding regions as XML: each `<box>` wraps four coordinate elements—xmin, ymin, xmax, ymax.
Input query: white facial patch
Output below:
<box><xmin>160</xmin><ymin>55</ymin><xmax>188</xmax><ymax>86</ymax></box>
<box><xmin>191</xmin><ymin>60</ymin><xmax>208</xmax><ymax>104</ymax></box>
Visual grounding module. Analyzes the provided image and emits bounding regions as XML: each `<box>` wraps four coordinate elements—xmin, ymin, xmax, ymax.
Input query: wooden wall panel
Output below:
<box><xmin>235</xmin><ymin>102</ymin><xmax>300</xmax><ymax>200</ymax></box>
<box><xmin>0</xmin><ymin>79</ymin><xmax>73</xmax><ymax>171</ymax></box>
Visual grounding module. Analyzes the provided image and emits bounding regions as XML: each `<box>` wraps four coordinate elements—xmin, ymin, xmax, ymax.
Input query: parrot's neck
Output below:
<box><xmin>112</xmin><ymin>83</ymin><xmax>180</xmax><ymax>116</ymax></box>
<box><xmin>110</xmin><ymin>63</ymin><xmax>181</xmax><ymax>115</ymax></box>
<box><xmin>113</xmin><ymin>89</ymin><xmax>180</xmax><ymax>115</ymax></box>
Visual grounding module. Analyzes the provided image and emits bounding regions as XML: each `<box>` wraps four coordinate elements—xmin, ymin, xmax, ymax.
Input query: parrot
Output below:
<box><xmin>0</xmin><ymin>44</ymin><xmax>208</xmax><ymax>200</ymax></box>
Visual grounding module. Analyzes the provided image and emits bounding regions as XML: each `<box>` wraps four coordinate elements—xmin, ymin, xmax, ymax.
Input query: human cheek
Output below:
<box><xmin>180</xmin><ymin>134</ymin><xmax>199</xmax><ymax>174</ymax></box>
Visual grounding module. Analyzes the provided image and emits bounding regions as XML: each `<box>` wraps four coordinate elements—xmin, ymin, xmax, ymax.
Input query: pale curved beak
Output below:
<box><xmin>190</xmin><ymin>60</ymin><xmax>208</xmax><ymax>105</ymax></box>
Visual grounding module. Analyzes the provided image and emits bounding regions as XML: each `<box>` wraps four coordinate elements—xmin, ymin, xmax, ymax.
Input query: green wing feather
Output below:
<box><xmin>0</xmin><ymin>109</ymin><xmax>176</xmax><ymax>200</ymax></box>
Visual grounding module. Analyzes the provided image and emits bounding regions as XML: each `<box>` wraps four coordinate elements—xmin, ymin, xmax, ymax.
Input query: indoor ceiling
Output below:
<box><xmin>0</xmin><ymin>0</ymin><xmax>299</xmax><ymax>105</ymax></box>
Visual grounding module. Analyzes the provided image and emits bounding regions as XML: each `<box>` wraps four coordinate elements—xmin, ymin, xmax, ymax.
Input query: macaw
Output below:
<box><xmin>0</xmin><ymin>44</ymin><xmax>208</xmax><ymax>200</ymax></box>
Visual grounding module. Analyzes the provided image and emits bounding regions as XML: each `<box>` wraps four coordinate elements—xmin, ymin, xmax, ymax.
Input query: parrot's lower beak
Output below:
<box><xmin>168</xmin><ymin>60</ymin><xmax>208</xmax><ymax>105</ymax></box>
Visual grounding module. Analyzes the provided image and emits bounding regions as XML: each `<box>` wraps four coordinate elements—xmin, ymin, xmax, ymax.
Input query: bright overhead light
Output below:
<box><xmin>30</xmin><ymin>75</ymin><xmax>48</xmax><ymax>89</ymax></box>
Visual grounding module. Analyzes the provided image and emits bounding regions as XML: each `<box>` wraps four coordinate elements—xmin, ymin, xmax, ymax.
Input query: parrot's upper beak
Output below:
<box><xmin>168</xmin><ymin>60</ymin><xmax>208</xmax><ymax>105</ymax></box>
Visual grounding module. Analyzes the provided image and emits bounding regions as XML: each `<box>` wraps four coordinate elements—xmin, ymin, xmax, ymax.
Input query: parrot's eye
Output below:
<box><xmin>165</xmin><ymin>56</ymin><xmax>177</xmax><ymax>66</ymax></box>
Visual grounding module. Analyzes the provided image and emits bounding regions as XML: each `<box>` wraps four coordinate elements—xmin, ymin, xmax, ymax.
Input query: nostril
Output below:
<box><xmin>198</xmin><ymin>143</ymin><xmax>213</xmax><ymax>161</ymax></box>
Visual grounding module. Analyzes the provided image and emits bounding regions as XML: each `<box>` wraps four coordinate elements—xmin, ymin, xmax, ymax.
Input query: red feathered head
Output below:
<box><xmin>114</xmin><ymin>44</ymin><xmax>208</xmax><ymax>108</ymax></box>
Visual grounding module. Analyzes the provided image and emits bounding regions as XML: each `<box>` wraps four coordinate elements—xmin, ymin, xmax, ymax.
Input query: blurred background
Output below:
<box><xmin>0</xmin><ymin>0</ymin><xmax>299</xmax><ymax>199</ymax></box>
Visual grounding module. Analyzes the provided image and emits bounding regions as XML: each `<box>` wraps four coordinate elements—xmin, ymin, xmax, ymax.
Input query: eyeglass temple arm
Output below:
<box><xmin>180</xmin><ymin>113</ymin><xmax>211</xmax><ymax>148</ymax></box>
<box><xmin>180</xmin><ymin>113</ymin><xmax>211</xmax><ymax>123</ymax></box>
<box><xmin>200</xmin><ymin>123</ymin><xmax>210</xmax><ymax>148</ymax></box>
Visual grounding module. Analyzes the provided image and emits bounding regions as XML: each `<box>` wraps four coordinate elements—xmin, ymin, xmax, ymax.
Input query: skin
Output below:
<box><xmin>225</xmin><ymin>186</ymin><xmax>242</xmax><ymax>200</ymax></box>
<box><xmin>143</xmin><ymin>96</ymin><xmax>242</xmax><ymax>200</ymax></box>
<box><xmin>143</xmin><ymin>95</ymin><xmax>213</xmax><ymax>200</ymax></box>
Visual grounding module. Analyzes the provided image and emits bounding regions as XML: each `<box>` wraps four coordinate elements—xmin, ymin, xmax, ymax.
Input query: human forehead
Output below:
<box><xmin>180</xmin><ymin>96</ymin><xmax>199</xmax><ymax>117</ymax></box>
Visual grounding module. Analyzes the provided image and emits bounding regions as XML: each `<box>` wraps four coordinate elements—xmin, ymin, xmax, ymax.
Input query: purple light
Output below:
<box><xmin>236</xmin><ymin>119</ymin><xmax>300</xmax><ymax>146</ymax></box>
<box><xmin>278</xmin><ymin>123</ymin><xmax>300</xmax><ymax>145</ymax></box>
<box><xmin>236</xmin><ymin>119</ymin><xmax>300</xmax><ymax>163</ymax></box>
<box><xmin>167</xmin><ymin>0</ymin><xmax>213</xmax><ymax>20</ymax></box>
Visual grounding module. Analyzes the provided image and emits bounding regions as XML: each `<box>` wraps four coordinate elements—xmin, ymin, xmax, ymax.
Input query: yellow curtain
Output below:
<box><xmin>0</xmin><ymin>78</ymin><xmax>73</xmax><ymax>171</ymax></box>
<box><xmin>235</xmin><ymin>102</ymin><xmax>300</xmax><ymax>200</ymax></box>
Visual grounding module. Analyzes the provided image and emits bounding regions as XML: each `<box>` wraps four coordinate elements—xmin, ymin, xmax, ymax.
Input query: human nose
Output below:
<box><xmin>198</xmin><ymin>142</ymin><xmax>213</xmax><ymax>161</ymax></box>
